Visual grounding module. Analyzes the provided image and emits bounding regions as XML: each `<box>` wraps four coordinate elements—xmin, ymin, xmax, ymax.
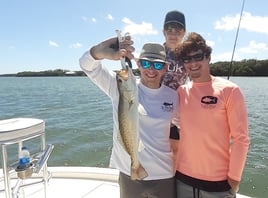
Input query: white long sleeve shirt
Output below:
<box><xmin>79</xmin><ymin>51</ymin><xmax>179</xmax><ymax>180</ymax></box>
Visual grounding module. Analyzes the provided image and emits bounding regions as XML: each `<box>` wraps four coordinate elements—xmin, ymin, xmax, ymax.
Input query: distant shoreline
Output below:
<box><xmin>1</xmin><ymin>58</ymin><xmax>268</xmax><ymax>77</ymax></box>
<box><xmin>0</xmin><ymin>70</ymin><xmax>86</xmax><ymax>77</ymax></box>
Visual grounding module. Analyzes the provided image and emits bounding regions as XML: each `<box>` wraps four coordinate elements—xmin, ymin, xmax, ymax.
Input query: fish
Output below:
<box><xmin>116</xmin><ymin>66</ymin><xmax>148</xmax><ymax>180</ymax></box>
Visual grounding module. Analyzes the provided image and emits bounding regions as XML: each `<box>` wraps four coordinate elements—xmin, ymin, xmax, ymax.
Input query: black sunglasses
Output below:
<box><xmin>139</xmin><ymin>59</ymin><xmax>165</xmax><ymax>70</ymax></box>
<box><xmin>182</xmin><ymin>53</ymin><xmax>206</xmax><ymax>63</ymax></box>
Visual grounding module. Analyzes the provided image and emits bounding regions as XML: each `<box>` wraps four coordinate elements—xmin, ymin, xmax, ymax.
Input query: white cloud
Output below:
<box><xmin>211</xmin><ymin>51</ymin><xmax>239</xmax><ymax>63</ymax></box>
<box><xmin>81</xmin><ymin>16</ymin><xmax>96</xmax><ymax>23</ymax></box>
<box><xmin>215</xmin><ymin>12</ymin><xmax>268</xmax><ymax>35</ymax></box>
<box><xmin>241</xmin><ymin>12</ymin><xmax>268</xmax><ymax>34</ymax></box>
<box><xmin>212</xmin><ymin>40</ymin><xmax>268</xmax><ymax>62</ymax></box>
<box><xmin>122</xmin><ymin>17</ymin><xmax>158</xmax><ymax>35</ymax></box>
<box><xmin>70</xmin><ymin>42</ymin><xmax>82</xmax><ymax>49</ymax></box>
<box><xmin>107</xmin><ymin>14</ymin><xmax>114</xmax><ymax>21</ymax></box>
<box><xmin>215</xmin><ymin>14</ymin><xmax>241</xmax><ymax>31</ymax></box>
<box><xmin>92</xmin><ymin>17</ymin><xmax>97</xmax><ymax>23</ymax></box>
<box><xmin>49</xmin><ymin>40</ymin><xmax>59</xmax><ymax>47</ymax></box>
<box><xmin>239</xmin><ymin>40</ymin><xmax>268</xmax><ymax>54</ymax></box>
<box><xmin>206</xmin><ymin>39</ymin><xmax>215</xmax><ymax>47</ymax></box>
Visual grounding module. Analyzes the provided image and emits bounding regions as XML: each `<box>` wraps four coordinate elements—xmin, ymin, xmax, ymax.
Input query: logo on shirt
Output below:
<box><xmin>201</xmin><ymin>96</ymin><xmax>217</xmax><ymax>109</ymax></box>
<box><xmin>167</xmin><ymin>63</ymin><xmax>184</xmax><ymax>73</ymax></box>
<box><xmin>162</xmin><ymin>102</ymin><xmax>174</xmax><ymax>112</ymax></box>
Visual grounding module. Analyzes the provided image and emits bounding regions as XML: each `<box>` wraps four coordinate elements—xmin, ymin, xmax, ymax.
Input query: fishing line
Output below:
<box><xmin>227</xmin><ymin>0</ymin><xmax>246</xmax><ymax>80</ymax></box>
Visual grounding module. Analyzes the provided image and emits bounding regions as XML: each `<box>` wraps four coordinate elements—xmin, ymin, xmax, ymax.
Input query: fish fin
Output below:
<box><xmin>128</xmin><ymin>100</ymin><xmax>135</xmax><ymax>110</ymax></box>
<box><xmin>138</xmin><ymin>139</ymin><xmax>145</xmax><ymax>152</ymax></box>
<box><xmin>131</xmin><ymin>164</ymin><xmax>148</xmax><ymax>180</ymax></box>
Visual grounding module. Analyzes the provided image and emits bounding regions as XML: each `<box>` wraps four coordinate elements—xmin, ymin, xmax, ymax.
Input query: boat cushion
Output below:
<box><xmin>0</xmin><ymin>118</ymin><xmax>45</xmax><ymax>143</ymax></box>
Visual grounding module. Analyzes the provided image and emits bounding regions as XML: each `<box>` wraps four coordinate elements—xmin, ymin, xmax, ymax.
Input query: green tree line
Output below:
<box><xmin>209</xmin><ymin>59</ymin><xmax>268</xmax><ymax>76</ymax></box>
<box><xmin>15</xmin><ymin>69</ymin><xmax>86</xmax><ymax>77</ymax></box>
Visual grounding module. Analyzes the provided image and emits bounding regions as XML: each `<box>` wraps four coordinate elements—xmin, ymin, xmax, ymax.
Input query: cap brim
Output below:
<box><xmin>135</xmin><ymin>57</ymin><xmax>167</xmax><ymax>63</ymax></box>
<box><xmin>164</xmin><ymin>21</ymin><xmax>185</xmax><ymax>29</ymax></box>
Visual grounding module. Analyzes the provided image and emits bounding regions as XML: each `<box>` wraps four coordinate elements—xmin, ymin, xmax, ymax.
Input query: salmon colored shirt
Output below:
<box><xmin>177</xmin><ymin>76</ymin><xmax>250</xmax><ymax>182</ymax></box>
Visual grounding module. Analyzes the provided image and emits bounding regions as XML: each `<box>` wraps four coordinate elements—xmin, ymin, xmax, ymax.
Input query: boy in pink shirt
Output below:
<box><xmin>175</xmin><ymin>32</ymin><xmax>250</xmax><ymax>198</ymax></box>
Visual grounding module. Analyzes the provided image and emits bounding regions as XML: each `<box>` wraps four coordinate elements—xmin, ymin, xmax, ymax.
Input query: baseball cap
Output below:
<box><xmin>138</xmin><ymin>43</ymin><xmax>166</xmax><ymax>62</ymax></box>
<box><xmin>164</xmin><ymin>10</ymin><xmax>186</xmax><ymax>29</ymax></box>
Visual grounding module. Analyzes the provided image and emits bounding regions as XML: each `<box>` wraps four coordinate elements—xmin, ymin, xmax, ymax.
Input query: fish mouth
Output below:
<box><xmin>118</xmin><ymin>69</ymin><xmax>129</xmax><ymax>81</ymax></box>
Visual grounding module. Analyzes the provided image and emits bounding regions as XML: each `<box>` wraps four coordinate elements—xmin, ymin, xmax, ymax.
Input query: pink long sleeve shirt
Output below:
<box><xmin>177</xmin><ymin>76</ymin><xmax>250</xmax><ymax>182</ymax></box>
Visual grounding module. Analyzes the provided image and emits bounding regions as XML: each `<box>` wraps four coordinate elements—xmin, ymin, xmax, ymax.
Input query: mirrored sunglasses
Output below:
<box><xmin>182</xmin><ymin>53</ymin><xmax>206</xmax><ymax>63</ymax></box>
<box><xmin>139</xmin><ymin>59</ymin><xmax>165</xmax><ymax>70</ymax></box>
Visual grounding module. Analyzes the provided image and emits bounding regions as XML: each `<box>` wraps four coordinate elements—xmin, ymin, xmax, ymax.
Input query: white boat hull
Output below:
<box><xmin>0</xmin><ymin>167</ymin><xmax>251</xmax><ymax>198</ymax></box>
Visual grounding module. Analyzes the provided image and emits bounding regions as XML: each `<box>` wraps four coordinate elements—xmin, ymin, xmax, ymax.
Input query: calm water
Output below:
<box><xmin>0</xmin><ymin>76</ymin><xmax>267</xmax><ymax>197</ymax></box>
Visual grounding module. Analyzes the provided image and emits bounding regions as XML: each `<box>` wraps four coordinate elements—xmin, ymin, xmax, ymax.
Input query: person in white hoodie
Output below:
<box><xmin>79</xmin><ymin>35</ymin><xmax>179</xmax><ymax>198</ymax></box>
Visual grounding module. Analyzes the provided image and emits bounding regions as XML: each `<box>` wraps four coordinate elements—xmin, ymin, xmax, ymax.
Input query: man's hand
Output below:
<box><xmin>90</xmin><ymin>35</ymin><xmax>134</xmax><ymax>61</ymax></box>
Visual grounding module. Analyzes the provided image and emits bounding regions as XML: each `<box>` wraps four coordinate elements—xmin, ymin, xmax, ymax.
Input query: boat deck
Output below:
<box><xmin>0</xmin><ymin>167</ymin><xmax>251</xmax><ymax>198</ymax></box>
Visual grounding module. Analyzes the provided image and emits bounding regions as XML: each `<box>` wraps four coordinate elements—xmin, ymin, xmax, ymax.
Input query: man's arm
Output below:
<box><xmin>90</xmin><ymin>36</ymin><xmax>134</xmax><ymax>61</ymax></box>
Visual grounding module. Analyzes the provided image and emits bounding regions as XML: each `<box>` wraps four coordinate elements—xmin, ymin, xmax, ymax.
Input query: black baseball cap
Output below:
<box><xmin>164</xmin><ymin>10</ymin><xmax>186</xmax><ymax>30</ymax></box>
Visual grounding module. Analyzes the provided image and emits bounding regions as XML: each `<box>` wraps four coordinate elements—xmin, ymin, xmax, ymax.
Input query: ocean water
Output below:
<box><xmin>0</xmin><ymin>76</ymin><xmax>267</xmax><ymax>198</ymax></box>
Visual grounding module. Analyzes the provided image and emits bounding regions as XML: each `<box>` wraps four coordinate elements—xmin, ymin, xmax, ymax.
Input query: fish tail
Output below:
<box><xmin>130</xmin><ymin>164</ymin><xmax>148</xmax><ymax>180</ymax></box>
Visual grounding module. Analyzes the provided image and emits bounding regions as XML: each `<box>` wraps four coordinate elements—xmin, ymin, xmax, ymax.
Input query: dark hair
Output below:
<box><xmin>178</xmin><ymin>32</ymin><xmax>212</xmax><ymax>59</ymax></box>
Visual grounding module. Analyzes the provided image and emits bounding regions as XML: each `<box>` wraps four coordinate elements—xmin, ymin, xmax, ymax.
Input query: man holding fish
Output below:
<box><xmin>79</xmin><ymin>33</ymin><xmax>179</xmax><ymax>198</ymax></box>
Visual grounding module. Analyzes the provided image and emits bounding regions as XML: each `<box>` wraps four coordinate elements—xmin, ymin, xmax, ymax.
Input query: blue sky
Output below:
<box><xmin>0</xmin><ymin>0</ymin><xmax>267</xmax><ymax>74</ymax></box>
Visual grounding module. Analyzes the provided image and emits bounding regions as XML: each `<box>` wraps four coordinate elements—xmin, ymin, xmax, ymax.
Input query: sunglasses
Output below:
<box><xmin>139</xmin><ymin>59</ymin><xmax>165</xmax><ymax>70</ymax></box>
<box><xmin>182</xmin><ymin>53</ymin><xmax>206</xmax><ymax>63</ymax></box>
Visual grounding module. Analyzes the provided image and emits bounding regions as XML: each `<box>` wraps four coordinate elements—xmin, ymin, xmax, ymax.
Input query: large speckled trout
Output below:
<box><xmin>116</xmin><ymin>66</ymin><xmax>148</xmax><ymax>180</ymax></box>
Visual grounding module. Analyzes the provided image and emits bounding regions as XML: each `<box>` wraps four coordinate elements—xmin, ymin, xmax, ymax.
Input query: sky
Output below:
<box><xmin>0</xmin><ymin>0</ymin><xmax>267</xmax><ymax>74</ymax></box>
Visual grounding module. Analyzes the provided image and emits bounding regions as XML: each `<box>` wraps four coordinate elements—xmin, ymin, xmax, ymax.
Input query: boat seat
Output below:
<box><xmin>0</xmin><ymin>118</ymin><xmax>45</xmax><ymax>143</ymax></box>
<box><xmin>0</xmin><ymin>117</ymin><xmax>50</xmax><ymax>198</ymax></box>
